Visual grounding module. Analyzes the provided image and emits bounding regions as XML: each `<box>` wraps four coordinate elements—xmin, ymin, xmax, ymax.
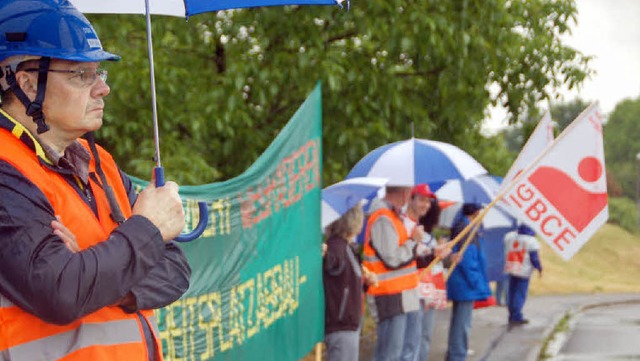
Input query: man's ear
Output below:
<box><xmin>15</xmin><ymin>71</ymin><xmax>37</xmax><ymax>101</ymax></box>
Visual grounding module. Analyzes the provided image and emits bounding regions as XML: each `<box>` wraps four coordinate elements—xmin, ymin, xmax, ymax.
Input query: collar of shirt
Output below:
<box><xmin>382</xmin><ymin>199</ymin><xmax>404</xmax><ymax>216</ymax></box>
<box><xmin>39</xmin><ymin>139</ymin><xmax>91</xmax><ymax>185</ymax></box>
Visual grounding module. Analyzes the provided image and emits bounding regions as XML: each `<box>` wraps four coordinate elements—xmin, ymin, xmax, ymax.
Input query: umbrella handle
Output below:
<box><xmin>154</xmin><ymin>167</ymin><xmax>209</xmax><ymax>242</ymax></box>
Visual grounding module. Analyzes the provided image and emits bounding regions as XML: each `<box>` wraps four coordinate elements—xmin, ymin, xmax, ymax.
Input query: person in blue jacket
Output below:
<box><xmin>445</xmin><ymin>203</ymin><xmax>491</xmax><ymax>361</ymax></box>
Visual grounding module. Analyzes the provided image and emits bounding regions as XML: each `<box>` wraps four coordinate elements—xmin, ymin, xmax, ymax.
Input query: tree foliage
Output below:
<box><xmin>87</xmin><ymin>0</ymin><xmax>591</xmax><ymax>185</ymax></box>
<box><xmin>608</xmin><ymin>197</ymin><xmax>639</xmax><ymax>233</ymax></box>
<box><xmin>551</xmin><ymin>98</ymin><xmax>589</xmax><ymax>132</ymax></box>
<box><xmin>603</xmin><ymin>96</ymin><xmax>640</xmax><ymax>200</ymax></box>
<box><xmin>501</xmin><ymin>97</ymin><xmax>591</xmax><ymax>167</ymax></box>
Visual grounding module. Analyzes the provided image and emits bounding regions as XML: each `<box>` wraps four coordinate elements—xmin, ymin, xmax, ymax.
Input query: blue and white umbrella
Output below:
<box><xmin>436</xmin><ymin>175</ymin><xmax>517</xmax><ymax>230</ymax></box>
<box><xmin>72</xmin><ymin>0</ymin><xmax>342</xmax><ymax>16</ymax></box>
<box><xmin>347</xmin><ymin>138</ymin><xmax>487</xmax><ymax>187</ymax></box>
<box><xmin>322</xmin><ymin>177</ymin><xmax>388</xmax><ymax>229</ymax></box>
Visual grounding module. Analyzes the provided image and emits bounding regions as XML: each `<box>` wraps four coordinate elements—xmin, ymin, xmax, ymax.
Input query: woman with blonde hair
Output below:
<box><xmin>323</xmin><ymin>203</ymin><xmax>375</xmax><ymax>361</ymax></box>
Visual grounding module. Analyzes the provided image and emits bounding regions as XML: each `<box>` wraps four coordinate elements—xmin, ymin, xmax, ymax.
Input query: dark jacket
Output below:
<box><xmin>0</xmin><ymin>160</ymin><xmax>191</xmax><ymax>318</ymax></box>
<box><xmin>0</xmin><ymin>115</ymin><xmax>190</xmax><ymax>324</ymax></box>
<box><xmin>446</xmin><ymin>217</ymin><xmax>491</xmax><ymax>301</ymax></box>
<box><xmin>323</xmin><ymin>235</ymin><xmax>363</xmax><ymax>334</ymax></box>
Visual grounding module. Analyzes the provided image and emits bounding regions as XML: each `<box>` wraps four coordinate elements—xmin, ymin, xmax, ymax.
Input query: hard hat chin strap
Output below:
<box><xmin>4</xmin><ymin>56</ymin><xmax>50</xmax><ymax>134</ymax></box>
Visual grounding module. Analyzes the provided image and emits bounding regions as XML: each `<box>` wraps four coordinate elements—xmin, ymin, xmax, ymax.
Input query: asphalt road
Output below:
<box><xmin>551</xmin><ymin>302</ymin><xmax>640</xmax><ymax>360</ymax></box>
<box><xmin>357</xmin><ymin>294</ymin><xmax>640</xmax><ymax>361</ymax></box>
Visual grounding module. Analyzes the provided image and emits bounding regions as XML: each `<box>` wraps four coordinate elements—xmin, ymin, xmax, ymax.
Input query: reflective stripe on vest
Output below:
<box><xmin>0</xmin><ymin>111</ymin><xmax>162</xmax><ymax>361</ymax></box>
<box><xmin>0</xmin><ymin>318</ymin><xmax>142</xmax><ymax>361</ymax></box>
<box><xmin>363</xmin><ymin>208</ymin><xmax>418</xmax><ymax>296</ymax></box>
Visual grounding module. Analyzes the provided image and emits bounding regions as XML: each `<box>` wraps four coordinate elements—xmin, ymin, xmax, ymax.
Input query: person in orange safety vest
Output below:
<box><xmin>363</xmin><ymin>185</ymin><xmax>423</xmax><ymax>361</ymax></box>
<box><xmin>0</xmin><ymin>1</ymin><xmax>190</xmax><ymax>360</ymax></box>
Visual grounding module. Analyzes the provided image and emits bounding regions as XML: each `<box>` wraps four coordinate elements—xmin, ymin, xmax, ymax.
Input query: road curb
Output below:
<box><xmin>526</xmin><ymin>296</ymin><xmax>640</xmax><ymax>361</ymax></box>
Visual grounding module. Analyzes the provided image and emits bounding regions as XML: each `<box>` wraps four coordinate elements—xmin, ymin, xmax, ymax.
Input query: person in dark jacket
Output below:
<box><xmin>0</xmin><ymin>1</ymin><xmax>190</xmax><ymax>360</ymax></box>
<box><xmin>445</xmin><ymin>203</ymin><xmax>492</xmax><ymax>361</ymax></box>
<box><xmin>323</xmin><ymin>203</ymin><xmax>376</xmax><ymax>361</ymax></box>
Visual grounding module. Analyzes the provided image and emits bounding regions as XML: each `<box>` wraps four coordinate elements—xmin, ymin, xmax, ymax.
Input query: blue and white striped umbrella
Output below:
<box><xmin>72</xmin><ymin>0</ymin><xmax>342</xmax><ymax>17</ymax></box>
<box><xmin>347</xmin><ymin>138</ymin><xmax>487</xmax><ymax>186</ymax></box>
<box><xmin>436</xmin><ymin>175</ymin><xmax>517</xmax><ymax>230</ymax></box>
<box><xmin>322</xmin><ymin>177</ymin><xmax>387</xmax><ymax>229</ymax></box>
<box><xmin>435</xmin><ymin>174</ymin><xmax>502</xmax><ymax>204</ymax></box>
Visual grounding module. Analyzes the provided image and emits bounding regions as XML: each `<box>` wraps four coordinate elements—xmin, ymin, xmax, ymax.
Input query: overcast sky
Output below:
<box><xmin>483</xmin><ymin>0</ymin><xmax>640</xmax><ymax>133</ymax></box>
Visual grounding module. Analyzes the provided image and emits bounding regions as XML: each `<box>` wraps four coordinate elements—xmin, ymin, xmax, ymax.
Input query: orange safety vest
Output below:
<box><xmin>0</xmin><ymin>112</ymin><xmax>162</xmax><ymax>361</ymax></box>
<box><xmin>363</xmin><ymin>208</ymin><xmax>418</xmax><ymax>296</ymax></box>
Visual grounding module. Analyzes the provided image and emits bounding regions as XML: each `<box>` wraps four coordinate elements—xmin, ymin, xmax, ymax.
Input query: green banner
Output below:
<box><xmin>133</xmin><ymin>84</ymin><xmax>323</xmax><ymax>361</ymax></box>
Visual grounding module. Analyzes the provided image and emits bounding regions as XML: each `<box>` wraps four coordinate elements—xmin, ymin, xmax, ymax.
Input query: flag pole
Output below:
<box><xmin>444</xmin><ymin>223</ymin><xmax>481</xmax><ymax>281</ymax></box>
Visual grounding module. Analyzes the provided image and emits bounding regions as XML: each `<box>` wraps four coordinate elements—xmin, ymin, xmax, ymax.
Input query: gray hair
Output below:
<box><xmin>326</xmin><ymin>203</ymin><xmax>364</xmax><ymax>240</ymax></box>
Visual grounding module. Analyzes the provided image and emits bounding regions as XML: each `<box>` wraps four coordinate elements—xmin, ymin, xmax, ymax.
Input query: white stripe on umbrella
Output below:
<box><xmin>322</xmin><ymin>177</ymin><xmax>388</xmax><ymax>229</ymax></box>
<box><xmin>435</xmin><ymin>174</ymin><xmax>501</xmax><ymax>204</ymax></box>
<box><xmin>347</xmin><ymin>138</ymin><xmax>487</xmax><ymax>186</ymax></box>
<box><xmin>71</xmin><ymin>0</ymin><xmax>340</xmax><ymax>16</ymax></box>
<box><xmin>435</xmin><ymin>175</ymin><xmax>518</xmax><ymax>230</ymax></box>
<box><xmin>438</xmin><ymin>203</ymin><xmax>516</xmax><ymax>230</ymax></box>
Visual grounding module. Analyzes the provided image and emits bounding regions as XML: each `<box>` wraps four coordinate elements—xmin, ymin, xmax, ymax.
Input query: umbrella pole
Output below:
<box><xmin>141</xmin><ymin>0</ymin><xmax>209</xmax><ymax>243</ymax></box>
<box><xmin>144</xmin><ymin>0</ymin><xmax>162</xmax><ymax>174</ymax></box>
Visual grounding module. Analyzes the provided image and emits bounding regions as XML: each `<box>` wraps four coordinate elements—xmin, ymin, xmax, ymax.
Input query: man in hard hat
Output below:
<box><xmin>0</xmin><ymin>1</ymin><xmax>190</xmax><ymax>360</ymax></box>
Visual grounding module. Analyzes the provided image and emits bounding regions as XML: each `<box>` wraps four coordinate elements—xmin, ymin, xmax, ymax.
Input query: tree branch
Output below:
<box><xmin>393</xmin><ymin>67</ymin><xmax>446</xmax><ymax>77</ymax></box>
<box><xmin>324</xmin><ymin>30</ymin><xmax>358</xmax><ymax>45</ymax></box>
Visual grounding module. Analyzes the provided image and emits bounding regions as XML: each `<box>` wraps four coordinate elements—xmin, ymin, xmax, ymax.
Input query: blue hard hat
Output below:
<box><xmin>0</xmin><ymin>0</ymin><xmax>120</xmax><ymax>63</ymax></box>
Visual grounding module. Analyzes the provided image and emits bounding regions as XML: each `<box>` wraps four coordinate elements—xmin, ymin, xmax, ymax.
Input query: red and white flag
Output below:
<box><xmin>502</xmin><ymin>103</ymin><xmax>608</xmax><ymax>260</ymax></box>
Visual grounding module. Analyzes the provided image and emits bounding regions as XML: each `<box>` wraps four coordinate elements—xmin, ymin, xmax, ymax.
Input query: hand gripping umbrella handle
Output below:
<box><xmin>154</xmin><ymin>167</ymin><xmax>208</xmax><ymax>242</ymax></box>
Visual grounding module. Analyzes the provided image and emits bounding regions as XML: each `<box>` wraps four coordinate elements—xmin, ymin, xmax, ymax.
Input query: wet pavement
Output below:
<box><xmin>551</xmin><ymin>301</ymin><xmax>640</xmax><ymax>360</ymax></box>
<box><xmin>358</xmin><ymin>293</ymin><xmax>640</xmax><ymax>361</ymax></box>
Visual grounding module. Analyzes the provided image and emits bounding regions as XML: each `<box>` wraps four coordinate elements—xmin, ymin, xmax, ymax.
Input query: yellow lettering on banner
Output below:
<box><xmin>218</xmin><ymin>198</ymin><xmax>232</xmax><ymax>235</ymax></box>
<box><xmin>254</xmin><ymin>273</ymin><xmax>266</xmax><ymax>333</ymax></box>
<box><xmin>183</xmin><ymin>199</ymin><xmax>198</xmax><ymax>237</ymax></box>
<box><xmin>261</xmin><ymin>267</ymin><xmax>276</xmax><ymax>328</ymax></box>
<box><xmin>179</xmin><ymin>198</ymin><xmax>235</xmax><ymax>239</ymax></box>
<box><xmin>267</xmin><ymin>265</ymin><xmax>284</xmax><ymax>322</ymax></box>
<box><xmin>282</xmin><ymin>258</ymin><xmax>298</xmax><ymax>315</ymax></box>
<box><xmin>158</xmin><ymin>257</ymin><xmax>308</xmax><ymax>357</ymax></box>
<box><xmin>157</xmin><ymin>305</ymin><xmax>174</xmax><ymax>359</ymax></box>
<box><xmin>229</xmin><ymin>287</ymin><xmax>242</xmax><ymax>347</ymax></box>
<box><xmin>237</xmin><ymin>279</ymin><xmax>256</xmax><ymax>339</ymax></box>
<box><xmin>161</xmin><ymin>299</ymin><xmax>188</xmax><ymax>361</ymax></box>
<box><xmin>227</xmin><ymin>279</ymin><xmax>254</xmax><ymax>346</ymax></box>
<box><xmin>246</xmin><ymin>285</ymin><xmax>260</xmax><ymax>337</ymax></box>
<box><xmin>196</xmin><ymin>293</ymin><xmax>219</xmax><ymax>359</ymax></box>
<box><xmin>185</xmin><ymin>297</ymin><xmax>198</xmax><ymax>360</ymax></box>
<box><xmin>218</xmin><ymin>293</ymin><xmax>233</xmax><ymax>352</ymax></box>
<box><xmin>203</xmin><ymin>198</ymin><xmax>232</xmax><ymax>237</ymax></box>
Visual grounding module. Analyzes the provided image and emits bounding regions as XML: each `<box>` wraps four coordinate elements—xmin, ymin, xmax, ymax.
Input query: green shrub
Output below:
<box><xmin>608</xmin><ymin>197</ymin><xmax>639</xmax><ymax>233</ymax></box>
